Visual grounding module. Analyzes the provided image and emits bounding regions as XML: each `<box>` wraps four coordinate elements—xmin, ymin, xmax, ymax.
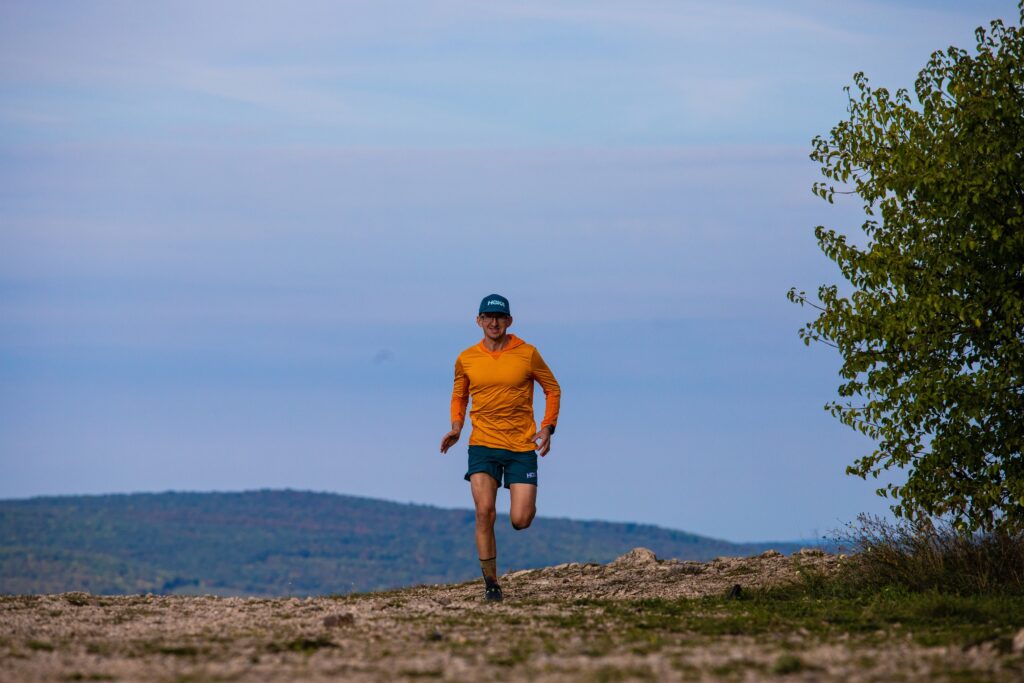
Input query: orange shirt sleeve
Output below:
<box><xmin>531</xmin><ymin>348</ymin><xmax>561</xmax><ymax>430</ymax></box>
<box><xmin>450</xmin><ymin>356</ymin><xmax>469</xmax><ymax>424</ymax></box>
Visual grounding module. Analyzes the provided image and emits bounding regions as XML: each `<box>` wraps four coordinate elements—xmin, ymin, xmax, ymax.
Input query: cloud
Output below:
<box><xmin>3</xmin><ymin>1</ymin><xmax>1012</xmax><ymax>147</ymax></box>
<box><xmin>2</xmin><ymin>143</ymin><xmax>849</xmax><ymax>332</ymax></box>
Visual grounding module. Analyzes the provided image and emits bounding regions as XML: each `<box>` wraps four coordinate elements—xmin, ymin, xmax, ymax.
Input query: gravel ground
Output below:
<box><xmin>2</xmin><ymin>548</ymin><xmax>1022</xmax><ymax>682</ymax></box>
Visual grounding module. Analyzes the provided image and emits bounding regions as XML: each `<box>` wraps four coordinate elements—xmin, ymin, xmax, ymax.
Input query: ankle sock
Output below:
<box><xmin>480</xmin><ymin>556</ymin><xmax>498</xmax><ymax>585</ymax></box>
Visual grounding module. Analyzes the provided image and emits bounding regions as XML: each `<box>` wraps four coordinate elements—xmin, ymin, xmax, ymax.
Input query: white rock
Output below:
<box><xmin>1013</xmin><ymin>627</ymin><xmax>1024</xmax><ymax>653</ymax></box>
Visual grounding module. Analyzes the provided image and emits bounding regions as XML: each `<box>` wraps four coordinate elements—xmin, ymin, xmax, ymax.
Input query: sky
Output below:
<box><xmin>1</xmin><ymin>1</ymin><xmax>1018</xmax><ymax>542</ymax></box>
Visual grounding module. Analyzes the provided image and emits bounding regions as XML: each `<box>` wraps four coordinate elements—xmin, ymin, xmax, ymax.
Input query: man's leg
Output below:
<box><xmin>470</xmin><ymin>473</ymin><xmax>500</xmax><ymax>587</ymax></box>
<box><xmin>509</xmin><ymin>483</ymin><xmax>537</xmax><ymax>530</ymax></box>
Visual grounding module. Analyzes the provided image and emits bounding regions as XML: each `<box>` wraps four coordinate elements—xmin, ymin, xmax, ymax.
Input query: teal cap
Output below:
<box><xmin>479</xmin><ymin>294</ymin><xmax>510</xmax><ymax>315</ymax></box>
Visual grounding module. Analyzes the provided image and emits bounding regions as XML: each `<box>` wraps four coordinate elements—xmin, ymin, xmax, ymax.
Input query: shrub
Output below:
<box><xmin>834</xmin><ymin>514</ymin><xmax>1024</xmax><ymax>595</ymax></box>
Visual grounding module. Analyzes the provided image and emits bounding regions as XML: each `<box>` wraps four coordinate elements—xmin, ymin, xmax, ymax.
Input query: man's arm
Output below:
<box><xmin>532</xmin><ymin>423</ymin><xmax>554</xmax><ymax>456</ymax></box>
<box><xmin>530</xmin><ymin>349</ymin><xmax>560</xmax><ymax>456</ymax></box>
<box><xmin>440</xmin><ymin>420</ymin><xmax>464</xmax><ymax>454</ymax></box>
<box><xmin>441</xmin><ymin>358</ymin><xmax>469</xmax><ymax>454</ymax></box>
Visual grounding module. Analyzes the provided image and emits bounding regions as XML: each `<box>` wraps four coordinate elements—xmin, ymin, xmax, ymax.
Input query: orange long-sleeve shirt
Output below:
<box><xmin>450</xmin><ymin>334</ymin><xmax>561</xmax><ymax>452</ymax></box>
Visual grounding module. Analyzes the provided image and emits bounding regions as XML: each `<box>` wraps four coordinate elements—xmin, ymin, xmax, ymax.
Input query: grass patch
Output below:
<box><xmin>626</xmin><ymin>629</ymin><xmax>665</xmax><ymax>655</ymax></box>
<box><xmin>589</xmin><ymin>665</ymin><xmax>655</xmax><ymax>682</ymax></box>
<box><xmin>710</xmin><ymin>658</ymin><xmax>766</xmax><ymax>678</ymax></box>
<box><xmin>834</xmin><ymin>515</ymin><xmax>1024</xmax><ymax>596</ymax></box>
<box><xmin>266</xmin><ymin>636</ymin><xmax>336</xmax><ymax>654</ymax></box>
<box><xmin>770</xmin><ymin>653</ymin><xmax>807</xmax><ymax>674</ymax></box>
<box><xmin>539</xmin><ymin>588</ymin><xmax>1024</xmax><ymax>651</ymax></box>
<box><xmin>154</xmin><ymin>644</ymin><xmax>203</xmax><ymax>657</ymax></box>
<box><xmin>398</xmin><ymin>667</ymin><xmax>443</xmax><ymax>678</ymax></box>
<box><xmin>126</xmin><ymin>640</ymin><xmax>208</xmax><ymax>658</ymax></box>
<box><xmin>84</xmin><ymin>641</ymin><xmax>122</xmax><ymax>656</ymax></box>
<box><xmin>580</xmin><ymin>637</ymin><xmax>616</xmax><ymax>658</ymax></box>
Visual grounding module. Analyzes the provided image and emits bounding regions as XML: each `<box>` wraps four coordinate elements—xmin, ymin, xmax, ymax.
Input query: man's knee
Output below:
<box><xmin>510</xmin><ymin>510</ymin><xmax>535</xmax><ymax>530</ymax></box>
<box><xmin>475</xmin><ymin>507</ymin><xmax>496</xmax><ymax>527</ymax></box>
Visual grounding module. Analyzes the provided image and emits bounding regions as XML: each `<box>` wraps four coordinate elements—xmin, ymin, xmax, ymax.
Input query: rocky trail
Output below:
<box><xmin>3</xmin><ymin>548</ymin><xmax>1022</xmax><ymax>682</ymax></box>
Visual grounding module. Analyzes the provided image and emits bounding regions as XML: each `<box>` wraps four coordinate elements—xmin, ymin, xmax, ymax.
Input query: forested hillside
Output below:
<box><xmin>0</xmin><ymin>490</ymin><xmax>805</xmax><ymax>595</ymax></box>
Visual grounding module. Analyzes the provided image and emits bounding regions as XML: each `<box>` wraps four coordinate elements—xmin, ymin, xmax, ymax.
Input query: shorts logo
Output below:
<box><xmin>526</xmin><ymin>472</ymin><xmax>536</xmax><ymax>478</ymax></box>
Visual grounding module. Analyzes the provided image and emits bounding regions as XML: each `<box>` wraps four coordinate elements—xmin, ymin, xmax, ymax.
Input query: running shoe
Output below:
<box><xmin>484</xmin><ymin>582</ymin><xmax>503</xmax><ymax>602</ymax></box>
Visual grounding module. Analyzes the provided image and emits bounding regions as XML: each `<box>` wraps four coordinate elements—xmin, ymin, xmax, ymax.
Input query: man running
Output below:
<box><xmin>439</xmin><ymin>294</ymin><xmax>561</xmax><ymax>602</ymax></box>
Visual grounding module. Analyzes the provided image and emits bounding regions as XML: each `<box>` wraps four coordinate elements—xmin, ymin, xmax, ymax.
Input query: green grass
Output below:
<box><xmin>770</xmin><ymin>654</ymin><xmax>808</xmax><ymax>674</ymax></box>
<box><xmin>710</xmin><ymin>659</ymin><xmax>766</xmax><ymax>677</ymax></box>
<box><xmin>589</xmin><ymin>665</ymin><xmax>655</xmax><ymax>682</ymax></box>
<box><xmin>154</xmin><ymin>645</ymin><xmax>202</xmax><ymax>657</ymax></box>
<box><xmin>266</xmin><ymin>636</ymin><xmax>336</xmax><ymax>654</ymax></box>
<box><xmin>538</xmin><ymin>590</ymin><xmax>1024</xmax><ymax>650</ymax></box>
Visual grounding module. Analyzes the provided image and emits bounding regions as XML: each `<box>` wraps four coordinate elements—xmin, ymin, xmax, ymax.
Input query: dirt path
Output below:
<box><xmin>2</xmin><ymin>548</ymin><xmax>1021</xmax><ymax>682</ymax></box>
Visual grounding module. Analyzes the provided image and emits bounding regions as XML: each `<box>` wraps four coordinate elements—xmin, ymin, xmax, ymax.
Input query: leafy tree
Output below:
<box><xmin>789</xmin><ymin>5</ymin><xmax>1024</xmax><ymax>533</ymax></box>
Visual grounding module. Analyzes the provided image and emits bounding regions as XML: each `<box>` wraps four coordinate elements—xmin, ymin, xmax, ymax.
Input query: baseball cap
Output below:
<box><xmin>479</xmin><ymin>294</ymin><xmax>511</xmax><ymax>315</ymax></box>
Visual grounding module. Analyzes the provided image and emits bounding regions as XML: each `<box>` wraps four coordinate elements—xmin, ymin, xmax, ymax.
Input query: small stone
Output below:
<box><xmin>322</xmin><ymin>613</ymin><xmax>355</xmax><ymax>628</ymax></box>
<box><xmin>759</xmin><ymin>549</ymin><xmax>783</xmax><ymax>558</ymax></box>
<box><xmin>1013</xmin><ymin>627</ymin><xmax>1024</xmax><ymax>653</ymax></box>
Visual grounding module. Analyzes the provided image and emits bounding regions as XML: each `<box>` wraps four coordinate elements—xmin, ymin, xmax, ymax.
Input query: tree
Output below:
<box><xmin>788</xmin><ymin>4</ymin><xmax>1024</xmax><ymax>533</ymax></box>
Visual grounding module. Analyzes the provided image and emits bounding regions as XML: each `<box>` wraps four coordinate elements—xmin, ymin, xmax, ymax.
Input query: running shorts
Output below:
<box><xmin>465</xmin><ymin>445</ymin><xmax>538</xmax><ymax>488</ymax></box>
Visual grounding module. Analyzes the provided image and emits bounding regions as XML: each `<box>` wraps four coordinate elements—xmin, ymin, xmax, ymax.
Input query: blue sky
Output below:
<box><xmin>1</xmin><ymin>1</ymin><xmax>1018</xmax><ymax>541</ymax></box>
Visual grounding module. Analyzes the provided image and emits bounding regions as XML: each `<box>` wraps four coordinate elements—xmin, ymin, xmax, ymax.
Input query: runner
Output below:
<box><xmin>439</xmin><ymin>294</ymin><xmax>561</xmax><ymax>602</ymax></box>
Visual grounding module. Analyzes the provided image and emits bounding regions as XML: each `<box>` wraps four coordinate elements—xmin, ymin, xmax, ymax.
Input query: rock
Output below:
<box><xmin>611</xmin><ymin>547</ymin><xmax>658</xmax><ymax>566</ymax></box>
<box><xmin>796</xmin><ymin>548</ymin><xmax>825</xmax><ymax>557</ymax></box>
<box><xmin>63</xmin><ymin>592</ymin><xmax>92</xmax><ymax>606</ymax></box>
<box><xmin>322</xmin><ymin>613</ymin><xmax>355</xmax><ymax>628</ymax></box>
<box><xmin>760</xmin><ymin>549</ymin><xmax>783</xmax><ymax>558</ymax></box>
<box><xmin>1013</xmin><ymin>627</ymin><xmax>1024</xmax><ymax>653</ymax></box>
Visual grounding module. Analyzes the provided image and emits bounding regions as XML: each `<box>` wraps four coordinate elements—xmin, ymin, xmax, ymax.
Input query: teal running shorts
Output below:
<box><xmin>465</xmin><ymin>445</ymin><xmax>538</xmax><ymax>488</ymax></box>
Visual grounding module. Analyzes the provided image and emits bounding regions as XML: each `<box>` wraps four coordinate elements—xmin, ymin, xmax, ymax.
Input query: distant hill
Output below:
<box><xmin>0</xmin><ymin>490</ymin><xmax>807</xmax><ymax>596</ymax></box>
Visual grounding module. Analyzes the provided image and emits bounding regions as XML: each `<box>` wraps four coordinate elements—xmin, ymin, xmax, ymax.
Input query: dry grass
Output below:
<box><xmin>833</xmin><ymin>514</ymin><xmax>1024</xmax><ymax>595</ymax></box>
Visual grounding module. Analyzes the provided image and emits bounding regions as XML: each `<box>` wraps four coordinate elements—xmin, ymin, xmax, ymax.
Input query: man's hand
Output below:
<box><xmin>533</xmin><ymin>425</ymin><xmax>553</xmax><ymax>456</ymax></box>
<box><xmin>440</xmin><ymin>421</ymin><xmax>463</xmax><ymax>454</ymax></box>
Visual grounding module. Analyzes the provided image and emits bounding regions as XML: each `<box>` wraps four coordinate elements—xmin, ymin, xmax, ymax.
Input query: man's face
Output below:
<box><xmin>477</xmin><ymin>312</ymin><xmax>512</xmax><ymax>339</ymax></box>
